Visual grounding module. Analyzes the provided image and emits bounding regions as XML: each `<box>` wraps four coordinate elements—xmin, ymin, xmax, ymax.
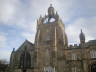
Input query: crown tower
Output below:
<box><xmin>35</xmin><ymin>4</ymin><xmax>68</xmax><ymax>72</ymax></box>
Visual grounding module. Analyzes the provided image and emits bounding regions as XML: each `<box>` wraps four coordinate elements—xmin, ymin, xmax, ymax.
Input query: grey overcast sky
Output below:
<box><xmin>0</xmin><ymin>0</ymin><xmax>96</xmax><ymax>61</ymax></box>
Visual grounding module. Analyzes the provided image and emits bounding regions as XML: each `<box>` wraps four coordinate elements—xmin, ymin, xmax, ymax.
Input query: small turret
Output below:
<box><xmin>79</xmin><ymin>29</ymin><xmax>85</xmax><ymax>44</ymax></box>
<box><xmin>10</xmin><ymin>48</ymin><xmax>15</xmax><ymax>67</ymax></box>
<box><xmin>55</xmin><ymin>11</ymin><xmax>59</xmax><ymax>20</ymax></box>
<box><xmin>38</xmin><ymin>15</ymin><xmax>43</xmax><ymax>25</ymax></box>
<box><xmin>12</xmin><ymin>48</ymin><xmax>15</xmax><ymax>52</ymax></box>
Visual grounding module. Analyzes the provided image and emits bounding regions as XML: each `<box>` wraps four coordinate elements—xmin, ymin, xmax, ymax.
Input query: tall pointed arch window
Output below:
<box><xmin>90</xmin><ymin>50</ymin><xmax>96</xmax><ymax>58</ymax></box>
<box><xmin>71</xmin><ymin>53</ymin><xmax>77</xmax><ymax>60</ymax></box>
<box><xmin>19</xmin><ymin>48</ymin><xmax>31</xmax><ymax>69</ymax></box>
<box><xmin>72</xmin><ymin>67</ymin><xmax>77</xmax><ymax>72</ymax></box>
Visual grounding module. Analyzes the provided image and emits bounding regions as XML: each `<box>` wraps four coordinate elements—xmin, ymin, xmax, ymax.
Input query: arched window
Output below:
<box><xmin>44</xmin><ymin>66</ymin><xmax>55</xmax><ymax>72</ymax></box>
<box><xmin>72</xmin><ymin>66</ymin><xmax>82</xmax><ymax>72</ymax></box>
<box><xmin>19</xmin><ymin>48</ymin><xmax>31</xmax><ymax>69</ymax></box>
<box><xmin>72</xmin><ymin>67</ymin><xmax>77</xmax><ymax>72</ymax></box>
<box><xmin>90</xmin><ymin>50</ymin><xmax>96</xmax><ymax>58</ymax></box>
<box><xmin>71</xmin><ymin>53</ymin><xmax>77</xmax><ymax>60</ymax></box>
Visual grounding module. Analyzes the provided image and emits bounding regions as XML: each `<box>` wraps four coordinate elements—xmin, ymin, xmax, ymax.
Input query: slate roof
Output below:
<box><xmin>87</xmin><ymin>40</ymin><xmax>96</xmax><ymax>46</ymax></box>
<box><xmin>16</xmin><ymin>40</ymin><xmax>35</xmax><ymax>52</ymax></box>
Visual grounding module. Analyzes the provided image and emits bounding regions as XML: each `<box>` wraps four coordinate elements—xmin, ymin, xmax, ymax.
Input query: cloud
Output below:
<box><xmin>0</xmin><ymin>0</ymin><xmax>76</xmax><ymax>27</ymax></box>
<box><xmin>66</xmin><ymin>16</ymin><xmax>96</xmax><ymax>44</ymax></box>
<box><xmin>0</xmin><ymin>49</ymin><xmax>11</xmax><ymax>61</ymax></box>
<box><xmin>0</xmin><ymin>0</ymin><xmax>96</xmax><ymax>26</ymax></box>
<box><xmin>0</xmin><ymin>0</ymin><xmax>20</xmax><ymax>23</ymax></box>
<box><xmin>0</xmin><ymin>32</ymin><xmax>11</xmax><ymax>61</ymax></box>
<box><xmin>0</xmin><ymin>0</ymin><xmax>96</xmax><ymax>61</ymax></box>
<box><xmin>0</xmin><ymin>0</ymin><xmax>96</xmax><ymax>44</ymax></box>
<box><xmin>22</xmin><ymin>32</ymin><xmax>35</xmax><ymax>43</ymax></box>
<box><xmin>0</xmin><ymin>32</ymin><xmax>7</xmax><ymax>48</ymax></box>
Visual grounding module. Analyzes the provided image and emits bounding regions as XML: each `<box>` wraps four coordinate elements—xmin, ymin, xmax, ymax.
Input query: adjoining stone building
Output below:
<box><xmin>10</xmin><ymin>4</ymin><xmax>96</xmax><ymax>72</ymax></box>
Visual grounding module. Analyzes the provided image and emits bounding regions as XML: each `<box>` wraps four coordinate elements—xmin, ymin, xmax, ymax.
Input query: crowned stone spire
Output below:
<box><xmin>48</xmin><ymin>4</ymin><xmax>55</xmax><ymax>17</ymax></box>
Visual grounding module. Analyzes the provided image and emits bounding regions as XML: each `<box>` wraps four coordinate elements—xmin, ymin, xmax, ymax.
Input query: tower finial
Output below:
<box><xmin>48</xmin><ymin>4</ymin><xmax>55</xmax><ymax>19</ymax></box>
<box><xmin>50</xmin><ymin>4</ymin><xmax>52</xmax><ymax>7</ymax></box>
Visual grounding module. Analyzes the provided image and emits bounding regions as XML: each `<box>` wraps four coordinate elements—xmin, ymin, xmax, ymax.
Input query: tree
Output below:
<box><xmin>0</xmin><ymin>59</ymin><xmax>9</xmax><ymax>72</ymax></box>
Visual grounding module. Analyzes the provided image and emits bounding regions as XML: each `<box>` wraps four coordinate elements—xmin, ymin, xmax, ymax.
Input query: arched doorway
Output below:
<box><xmin>22</xmin><ymin>69</ymin><xmax>26</xmax><ymax>72</ymax></box>
<box><xmin>91</xmin><ymin>62</ymin><xmax>96</xmax><ymax>72</ymax></box>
